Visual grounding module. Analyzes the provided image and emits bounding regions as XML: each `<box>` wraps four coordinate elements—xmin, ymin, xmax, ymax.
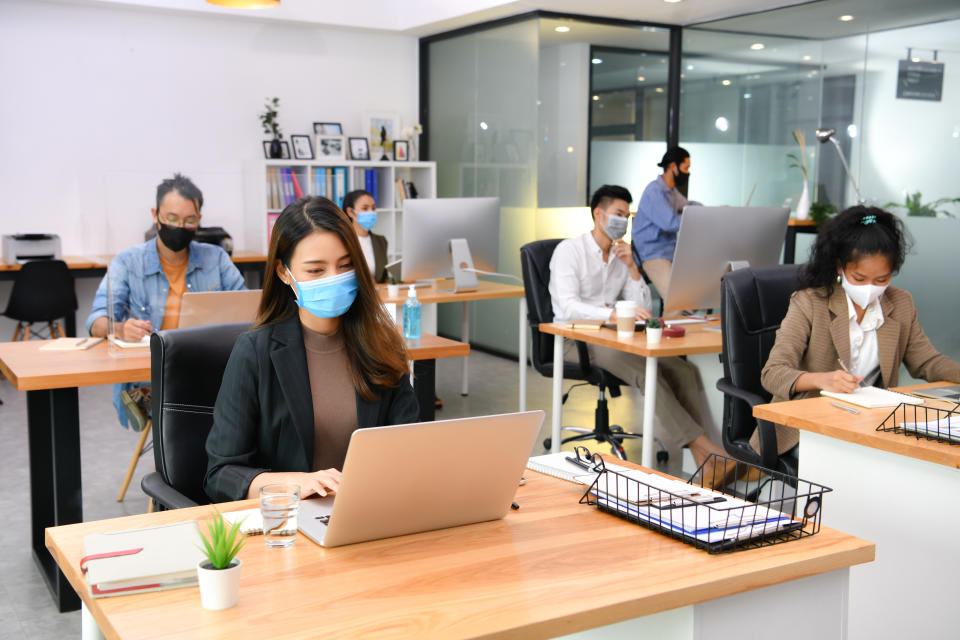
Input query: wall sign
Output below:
<box><xmin>897</xmin><ymin>60</ymin><xmax>944</xmax><ymax>101</ymax></box>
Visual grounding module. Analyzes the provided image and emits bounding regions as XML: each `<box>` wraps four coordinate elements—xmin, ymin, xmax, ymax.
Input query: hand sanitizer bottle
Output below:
<box><xmin>403</xmin><ymin>285</ymin><xmax>421</xmax><ymax>340</ymax></box>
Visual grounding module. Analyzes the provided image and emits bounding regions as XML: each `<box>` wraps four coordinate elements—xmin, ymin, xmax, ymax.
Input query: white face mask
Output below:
<box><xmin>602</xmin><ymin>211</ymin><xmax>629</xmax><ymax>240</ymax></box>
<box><xmin>840</xmin><ymin>272</ymin><xmax>887</xmax><ymax>309</ymax></box>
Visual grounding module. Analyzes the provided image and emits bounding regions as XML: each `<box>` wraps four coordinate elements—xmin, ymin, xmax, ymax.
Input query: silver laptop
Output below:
<box><xmin>298</xmin><ymin>411</ymin><xmax>544</xmax><ymax>548</ymax></box>
<box><xmin>177</xmin><ymin>290</ymin><xmax>261</xmax><ymax>328</ymax></box>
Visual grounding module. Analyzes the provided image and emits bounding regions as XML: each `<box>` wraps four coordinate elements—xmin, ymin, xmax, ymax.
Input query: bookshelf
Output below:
<box><xmin>246</xmin><ymin>159</ymin><xmax>436</xmax><ymax>261</ymax></box>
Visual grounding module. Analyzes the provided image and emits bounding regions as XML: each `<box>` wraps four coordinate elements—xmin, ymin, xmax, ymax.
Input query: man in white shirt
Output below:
<box><xmin>549</xmin><ymin>184</ymin><xmax>726</xmax><ymax>469</ymax></box>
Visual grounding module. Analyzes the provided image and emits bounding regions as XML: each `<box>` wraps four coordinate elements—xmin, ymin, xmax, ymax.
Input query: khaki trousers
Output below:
<box><xmin>641</xmin><ymin>258</ymin><xmax>672</xmax><ymax>298</ymax></box>
<box><xmin>564</xmin><ymin>341</ymin><xmax>706</xmax><ymax>446</ymax></box>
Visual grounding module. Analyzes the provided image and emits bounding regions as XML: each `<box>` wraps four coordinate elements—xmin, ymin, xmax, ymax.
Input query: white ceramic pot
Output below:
<box><xmin>387</xmin><ymin>284</ymin><xmax>400</xmax><ymax>297</ymax></box>
<box><xmin>197</xmin><ymin>558</ymin><xmax>241</xmax><ymax>610</ymax></box>
<box><xmin>795</xmin><ymin>178</ymin><xmax>811</xmax><ymax>220</ymax></box>
<box><xmin>646</xmin><ymin>327</ymin><xmax>663</xmax><ymax>344</ymax></box>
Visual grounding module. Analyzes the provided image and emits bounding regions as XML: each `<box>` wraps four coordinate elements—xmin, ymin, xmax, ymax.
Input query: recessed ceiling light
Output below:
<box><xmin>721</xmin><ymin>79</ymin><xmax>731</xmax><ymax>86</ymax></box>
<box><xmin>839</xmin><ymin>15</ymin><xmax>854</xmax><ymax>22</ymax></box>
<box><xmin>207</xmin><ymin>0</ymin><xmax>279</xmax><ymax>7</ymax></box>
<box><xmin>750</xmin><ymin>43</ymin><xmax>765</xmax><ymax>51</ymax></box>
<box><xmin>911</xmin><ymin>57</ymin><xmax>920</xmax><ymax>62</ymax></box>
<box><xmin>592</xmin><ymin>58</ymin><xmax>603</xmax><ymax>64</ymax></box>
<box><xmin>715</xmin><ymin>117</ymin><xmax>730</xmax><ymax>132</ymax></box>
<box><xmin>663</xmin><ymin>0</ymin><xmax>684</xmax><ymax>3</ymax></box>
<box><xmin>655</xmin><ymin>87</ymin><xmax>664</xmax><ymax>93</ymax></box>
<box><xmin>592</xmin><ymin>95</ymin><xmax>599</xmax><ymax>101</ymax></box>
<box><xmin>566</xmin><ymin>146</ymin><xmax>575</xmax><ymax>153</ymax></box>
<box><xmin>686</xmin><ymin>65</ymin><xmax>694</xmax><ymax>70</ymax></box>
<box><xmin>554</xmin><ymin>25</ymin><xmax>570</xmax><ymax>33</ymax></box>
<box><xmin>802</xmin><ymin>55</ymin><xmax>812</xmax><ymax>61</ymax></box>
<box><xmin>637</xmin><ymin>76</ymin><xmax>646</xmax><ymax>82</ymax></box>
<box><xmin>743</xmin><ymin>93</ymin><xmax>752</xmax><ymax>99</ymax></box>
<box><xmin>479</xmin><ymin>121</ymin><xmax>488</xmax><ymax>130</ymax></box>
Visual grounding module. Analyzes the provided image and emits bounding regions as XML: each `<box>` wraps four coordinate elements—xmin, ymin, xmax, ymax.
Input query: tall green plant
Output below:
<box><xmin>885</xmin><ymin>192</ymin><xmax>959</xmax><ymax>218</ymax></box>
<box><xmin>787</xmin><ymin>129</ymin><xmax>808</xmax><ymax>181</ymax></box>
<box><xmin>260</xmin><ymin>97</ymin><xmax>282</xmax><ymax>140</ymax></box>
<box><xmin>809</xmin><ymin>201</ymin><xmax>837</xmax><ymax>227</ymax></box>
<box><xmin>198</xmin><ymin>508</ymin><xmax>246</xmax><ymax>570</ymax></box>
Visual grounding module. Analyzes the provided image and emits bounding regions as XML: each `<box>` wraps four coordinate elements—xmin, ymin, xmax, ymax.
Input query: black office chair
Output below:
<box><xmin>520</xmin><ymin>239</ymin><xmax>665</xmax><ymax>461</ymax></box>
<box><xmin>141</xmin><ymin>322</ymin><xmax>251</xmax><ymax>510</ymax></box>
<box><xmin>716</xmin><ymin>264</ymin><xmax>802</xmax><ymax>477</ymax></box>
<box><xmin>630</xmin><ymin>243</ymin><xmax>664</xmax><ymax>318</ymax></box>
<box><xmin>2</xmin><ymin>260</ymin><xmax>77</xmax><ymax>340</ymax></box>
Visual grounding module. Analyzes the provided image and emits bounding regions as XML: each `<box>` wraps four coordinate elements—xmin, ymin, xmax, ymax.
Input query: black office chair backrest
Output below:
<box><xmin>719</xmin><ymin>264</ymin><xmax>802</xmax><ymax>444</ymax></box>
<box><xmin>151</xmin><ymin>322</ymin><xmax>251</xmax><ymax>506</ymax></box>
<box><xmin>519</xmin><ymin>239</ymin><xmax>563</xmax><ymax>374</ymax></box>
<box><xmin>2</xmin><ymin>260</ymin><xmax>77</xmax><ymax>322</ymax></box>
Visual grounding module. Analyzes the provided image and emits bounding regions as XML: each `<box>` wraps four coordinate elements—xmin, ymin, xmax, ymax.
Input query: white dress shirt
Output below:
<box><xmin>548</xmin><ymin>232</ymin><xmax>652</xmax><ymax>322</ymax></box>
<box><xmin>847</xmin><ymin>293</ymin><xmax>883</xmax><ymax>385</ymax></box>
<box><xmin>358</xmin><ymin>234</ymin><xmax>375</xmax><ymax>275</ymax></box>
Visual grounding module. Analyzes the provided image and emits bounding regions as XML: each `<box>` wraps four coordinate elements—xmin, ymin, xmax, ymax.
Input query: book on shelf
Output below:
<box><xmin>326</xmin><ymin>171</ymin><xmax>334</xmax><ymax>200</ymax></box>
<box><xmin>290</xmin><ymin>169</ymin><xmax>303</xmax><ymax>199</ymax></box>
<box><xmin>333</xmin><ymin>167</ymin><xmax>347</xmax><ymax>208</ymax></box>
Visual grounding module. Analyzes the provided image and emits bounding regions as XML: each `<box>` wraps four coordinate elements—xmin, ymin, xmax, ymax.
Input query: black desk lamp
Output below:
<box><xmin>815</xmin><ymin>128</ymin><xmax>863</xmax><ymax>203</ymax></box>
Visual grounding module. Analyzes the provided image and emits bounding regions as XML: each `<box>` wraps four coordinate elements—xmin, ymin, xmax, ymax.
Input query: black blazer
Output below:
<box><xmin>204</xmin><ymin>314</ymin><xmax>419</xmax><ymax>502</ymax></box>
<box><xmin>370</xmin><ymin>232</ymin><xmax>389</xmax><ymax>284</ymax></box>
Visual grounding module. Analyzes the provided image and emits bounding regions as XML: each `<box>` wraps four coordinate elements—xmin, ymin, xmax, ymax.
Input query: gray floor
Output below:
<box><xmin>0</xmin><ymin>349</ymin><xmax>688</xmax><ymax>638</ymax></box>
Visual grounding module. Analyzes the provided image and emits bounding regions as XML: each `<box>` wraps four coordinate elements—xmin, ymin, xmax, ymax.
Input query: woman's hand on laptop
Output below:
<box><xmin>302</xmin><ymin>468</ymin><xmax>342</xmax><ymax>498</ymax></box>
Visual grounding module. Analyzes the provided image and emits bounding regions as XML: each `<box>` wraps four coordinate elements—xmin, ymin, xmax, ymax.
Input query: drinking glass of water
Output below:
<box><xmin>259</xmin><ymin>483</ymin><xmax>300</xmax><ymax>547</ymax></box>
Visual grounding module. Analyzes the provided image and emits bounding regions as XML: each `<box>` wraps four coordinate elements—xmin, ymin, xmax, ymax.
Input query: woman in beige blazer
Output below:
<box><xmin>761</xmin><ymin>206</ymin><xmax>960</xmax><ymax>455</ymax></box>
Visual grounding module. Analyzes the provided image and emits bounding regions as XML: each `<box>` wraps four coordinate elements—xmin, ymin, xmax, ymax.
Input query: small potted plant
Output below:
<box><xmin>260</xmin><ymin>97</ymin><xmax>283</xmax><ymax>159</ymax></box>
<box><xmin>646</xmin><ymin>317</ymin><xmax>663</xmax><ymax>344</ymax></box>
<box><xmin>196</xmin><ymin>509</ymin><xmax>246</xmax><ymax>610</ymax></box>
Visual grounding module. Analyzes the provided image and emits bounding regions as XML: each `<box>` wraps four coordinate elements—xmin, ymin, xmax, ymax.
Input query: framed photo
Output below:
<box><xmin>393</xmin><ymin>140</ymin><xmax>409</xmax><ymax>162</ymax></box>
<box><xmin>262</xmin><ymin>140</ymin><xmax>290</xmax><ymax>159</ymax></box>
<box><xmin>363</xmin><ymin>111</ymin><xmax>399</xmax><ymax>161</ymax></box>
<box><xmin>349</xmin><ymin>137</ymin><xmax>371</xmax><ymax>161</ymax></box>
<box><xmin>315</xmin><ymin>134</ymin><xmax>346</xmax><ymax>161</ymax></box>
<box><xmin>290</xmin><ymin>135</ymin><xmax>314</xmax><ymax>160</ymax></box>
<box><xmin>313</xmin><ymin>122</ymin><xmax>343</xmax><ymax>135</ymax></box>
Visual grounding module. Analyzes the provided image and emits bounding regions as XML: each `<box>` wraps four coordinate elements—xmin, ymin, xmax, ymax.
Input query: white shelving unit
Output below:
<box><xmin>244</xmin><ymin>159</ymin><xmax>436</xmax><ymax>260</ymax></box>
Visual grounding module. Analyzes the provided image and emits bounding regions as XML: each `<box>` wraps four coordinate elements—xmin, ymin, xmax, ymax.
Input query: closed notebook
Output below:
<box><xmin>821</xmin><ymin>386</ymin><xmax>924</xmax><ymax>409</ymax></box>
<box><xmin>82</xmin><ymin>521</ymin><xmax>205</xmax><ymax>598</ymax></box>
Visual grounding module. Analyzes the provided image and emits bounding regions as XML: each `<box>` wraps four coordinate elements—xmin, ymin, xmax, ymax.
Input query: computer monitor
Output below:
<box><xmin>401</xmin><ymin>197</ymin><xmax>500</xmax><ymax>291</ymax></box>
<box><xmin>663</xmin><ymin>206</ymin><xmax>790</xmax><ymax>313</ymax></box>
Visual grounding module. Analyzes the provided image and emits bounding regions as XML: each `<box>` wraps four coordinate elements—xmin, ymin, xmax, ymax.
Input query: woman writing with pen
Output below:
<box><xmin>760</xmin><ymin>205</ymin><xmax>960</xmax><ymax>455</ymax></box>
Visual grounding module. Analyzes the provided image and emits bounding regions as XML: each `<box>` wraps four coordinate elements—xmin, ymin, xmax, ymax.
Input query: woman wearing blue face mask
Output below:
<box><xmin>204</xmin><ymin>196</ymin><xmax>418</xmax><ymax>502</ymax></box>
<box><xmin>343</xmin><ymin>189</ymin><xmax>389</xmax><ymax>283</ymax></box>
<box><xmin>761</xmin><ymin>205</ymin><xmax>960</xmax><ymax>455</ymax></box>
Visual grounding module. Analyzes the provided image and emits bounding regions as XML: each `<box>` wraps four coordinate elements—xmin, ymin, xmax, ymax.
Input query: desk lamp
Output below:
<box><xmin>815</xmin><ymin>128</ymin><xmax>863</xmax><ymax>203</ymax></box>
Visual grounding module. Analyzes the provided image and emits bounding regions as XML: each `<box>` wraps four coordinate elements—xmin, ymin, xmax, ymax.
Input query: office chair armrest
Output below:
<box><xmin>141</xmin><ymin>472</ymin><xmax>200</xmax><ymax>510</ymax></box>
<box><xmin>716</xmin><ymin>378</ymin><xmax>767</xmax><ymax>407</ymax></box>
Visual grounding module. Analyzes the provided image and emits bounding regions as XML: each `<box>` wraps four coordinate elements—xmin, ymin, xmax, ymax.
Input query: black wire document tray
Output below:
<box><xmin>579</xmin><ymin>454</ymin><xmax>832</xmax><ymax>554</ymax></box>
<box><xmin>876</xmin><ymin>402</ymin><xmax>960</xmax><ymax>445</ymax></box>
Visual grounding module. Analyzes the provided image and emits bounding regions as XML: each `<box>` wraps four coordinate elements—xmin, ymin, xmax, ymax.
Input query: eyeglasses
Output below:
<box><xmin>160</xmin><ymin>214</ymin><xmax>200</xmax><ymax>229</ymax></box>
<box><xmin>569</xmin><ymin>446</ymin><xmax>605</xmax><ymax>473</ymax></box>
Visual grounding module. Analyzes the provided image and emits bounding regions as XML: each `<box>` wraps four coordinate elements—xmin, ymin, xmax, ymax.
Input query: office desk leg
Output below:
<box><xmin>641</xmin><ymin>356</ymin><xmax>659</xmax><ymax>469</ymax></box>
<box><xmin>413</xmin><ymin>360</ymin><xmax>436</xmax><ymax>422</ymax></box>
<box><xmin>27</xmin><ymin>387</ymin><xmax>82</xmax><ymax>612</ymax></box>
<box><xmin>551</xmin><ymin>335</ymin><xmax>563</xmax><ymax>453</ymax></box>
<box><xmin>784</xmin><ymin>227</ymin><xmax>797</xmax><ymax>265</ymax></box>
<box><xmin>518</xmin><ymin>297</ymin><xmax>527</xmax><ymax>412</ymax></box>
<box><xmin>460</xmin><ymin>302</ymin><xmax>469</xmax><ymax>396</ymax></box>
<box><xmin>65</xmin><ymin>313</ymin><xmax>77</xmax><ymax>337</ymax></box>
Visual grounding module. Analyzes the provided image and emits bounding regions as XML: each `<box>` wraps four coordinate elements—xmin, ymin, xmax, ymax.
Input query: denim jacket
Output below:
<box><xmin>87</xmin><ymin>240</ymin><xmax>246</xmax><ymax>428</ymax></box>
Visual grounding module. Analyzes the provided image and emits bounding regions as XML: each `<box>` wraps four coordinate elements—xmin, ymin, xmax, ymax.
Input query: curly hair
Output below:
<box><xmin>799</xmin><ymin>205</ymin><xmax>909</xmax><ymax>295</ymax></box>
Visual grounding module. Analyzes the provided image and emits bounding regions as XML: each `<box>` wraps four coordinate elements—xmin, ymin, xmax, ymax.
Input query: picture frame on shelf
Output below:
<box><xmin>291</xmin><ymin>135</ymin><xmax>314</xmax><ymax>160</ymax></box>
<box><xmin>393</xmin><ymin>140</ymin><xmax>409</xmax><ymax>162</ymax></box>
<box><xmin>263</xmin><ymin>140</ymin><xmax>290</xmax><ymax>159</ymax></box>
<box><xmin>315</xmin><ymin>134</ymin><xmax>346</xmax><ymax>161</ymax></box>
<box><xmin>363</xmin><ymin>111</ymin><xmax>399</xmax><ymax>161</ymax></box>
<box><xmin>349</xmin><ymin>137</ymin><xmax>371</xmax><ymax>161</ymax></box>
<box><xmin>313</xmin><ymin>122</ymin><xmax>343</xmax><ymax>135</ymax></box>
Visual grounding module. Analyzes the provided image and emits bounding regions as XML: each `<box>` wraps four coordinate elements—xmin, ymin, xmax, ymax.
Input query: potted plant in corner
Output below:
<box><xmin>196</xmin><ymin>509</ymin><xmax>246</xmax><ymax>610</ymax></box>
<box><xmin>646</xmin><ymin>317</ymin><xmax>662</xmax><ymax>344</ymax></box>
<box><xmin>260</xmin><ymin>97</ymin><xmax>283</xmax><ymax>159</ymax></box>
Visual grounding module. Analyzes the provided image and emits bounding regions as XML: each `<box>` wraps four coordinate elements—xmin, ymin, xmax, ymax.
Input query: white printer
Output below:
<box><xmin>2</xmin><ymin>234</ymin><xmax>63</xmax><ymax>264</ymax></box>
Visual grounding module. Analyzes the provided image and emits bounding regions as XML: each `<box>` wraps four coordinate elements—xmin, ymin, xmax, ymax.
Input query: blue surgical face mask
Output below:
<box><xmin>286</xmin><ymin>267</ymin><xmax>358</xmax><ymax>319</ymax></box>
<box><xmin>356</xmin><ymin>211</ymin><xmax>377</xmax><ymax>231</ymax></box>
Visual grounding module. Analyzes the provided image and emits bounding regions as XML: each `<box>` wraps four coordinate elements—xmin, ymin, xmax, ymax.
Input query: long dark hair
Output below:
<box><xmin>799</xmin><ymin>205</ymin><xmax>909</xmax><ymax>295</ymax></box>
<box><xmin>257</xmin><ymin>196</ymin><xmax>408</xmax><ymax>398</ymax></box>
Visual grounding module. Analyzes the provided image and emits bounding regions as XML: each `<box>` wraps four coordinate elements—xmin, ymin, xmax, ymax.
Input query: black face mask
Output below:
<box><xmin>157</xmin><ymin>222</ymin><xmax>196</xmax><ymax>253</ymax></box>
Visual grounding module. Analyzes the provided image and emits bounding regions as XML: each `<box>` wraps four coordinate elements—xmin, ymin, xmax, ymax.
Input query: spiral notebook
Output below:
<box><xmin>222</xmin><ymin>509</ymin><xmax>263</xmax><ymax>535</ymax></box>
<box><xmin>821</xmin><ymin>386</ymin><xmax>923</xmax><ymax>409</ymax></box>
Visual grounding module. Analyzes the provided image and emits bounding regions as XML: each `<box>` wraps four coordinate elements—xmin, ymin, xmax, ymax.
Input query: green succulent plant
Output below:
<box><xmin>646</xmin><ymin>317</ymin><xmax>662</xmax><ymax>329</ymax></box>
<box><xmin>198</xmin><ymin>508</ymin><xmax>246</xmax><ymax>570</ymax></box>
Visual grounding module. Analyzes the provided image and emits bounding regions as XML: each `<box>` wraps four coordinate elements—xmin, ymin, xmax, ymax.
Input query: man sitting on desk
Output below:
<box><xmin>631</xmin><ymin>146</ymin><xmax>698</xmax><ymax>297</ymax></box>
<box><xmin>549</xmin><ymin>184</ymin><xmax>726</xmax><ymax>470</ymax></box>
<box><xmin>87</xmin><ymin>173</ymin><xmax>246</xmax><ymax>429</ymax></box>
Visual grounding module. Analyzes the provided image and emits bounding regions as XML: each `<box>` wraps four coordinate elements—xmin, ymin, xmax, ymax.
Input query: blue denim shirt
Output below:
<box><xmin>87</xmin><ymin>240</ymin><xmax>246</xmax><ymax>428</ymax></box>
<box><xmin>632</xmin><ymin>176</ymin><xmax>696</xmax><ymax>262</ymax></box>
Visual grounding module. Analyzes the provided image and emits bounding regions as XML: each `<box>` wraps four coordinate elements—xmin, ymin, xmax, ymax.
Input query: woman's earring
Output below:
<box><xmin>836</xmin><ymin>274</ymin><xmax>841</xmax><ymax>283</ymax></box>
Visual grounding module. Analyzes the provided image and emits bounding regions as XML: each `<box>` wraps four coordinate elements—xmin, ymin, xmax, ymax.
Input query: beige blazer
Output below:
<box><xmin>759</xmin><ymin>285</ymin><xmax>960</xmax><ymax>454</ymax></box>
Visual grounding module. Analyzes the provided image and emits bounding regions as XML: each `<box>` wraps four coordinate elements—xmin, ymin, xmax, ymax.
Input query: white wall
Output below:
<box><xmin>0</xmin><ymin>0</ymin><xmax>419</xmax><ymax>257</ymax></box>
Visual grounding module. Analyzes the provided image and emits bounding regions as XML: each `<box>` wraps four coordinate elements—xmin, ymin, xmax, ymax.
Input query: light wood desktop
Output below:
<box><xmin>378</xmin><ymin>280</ymin><xmax>527</xmax><ymax>411</ymax></box>
<box><xmin>47</xmin><ymin>467</ymin><xmax>873</xmax><ymax>640</ymax></box>
<box><xmin>0</xmin><ymin>333</ymin><xmax>467</xmax><ymax>613</ymax></box>
<box><xmin>753</xmin><ymin>382</ymin><xmax>959</xmax><ymax>640</ymax></box>
<box><xmin>538</xmin><ymin>319</ymin><xmax>723</xmax><ymax>467</ymax></box>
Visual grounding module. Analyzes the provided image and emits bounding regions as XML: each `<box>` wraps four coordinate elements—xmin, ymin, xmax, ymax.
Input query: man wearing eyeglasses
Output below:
<box><xmin>87</xmin><ymin>173</ymin><xmax>245</xmax><ymax>429</ymax></box>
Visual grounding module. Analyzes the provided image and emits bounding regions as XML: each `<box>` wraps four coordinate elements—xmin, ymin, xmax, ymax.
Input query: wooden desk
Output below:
<box><xmin>379</xmin><ymin>280</ymin><xmax>527</xmax><ymax>411</ymax></box>
<box><xmin>538</xmin><ymin>319</ymin><xmax>722</xmax><ymax>467</ymax></box>
<box><xmin>47</xmin><ymin>470</ymin><xmax>873</xmax><ymax>640</ymax></box>
<box><xmin>783</xmin><ymin>218</ymin><xmax>818</xmax><ymax>265</ymax></box>
<box><xmin>0</xmin><ymin>333</ymin><xmax>466</xmax><ymax>613</ymax></box>
<box><xmin>753</xmin><ymin>383</ymin><xmax>958</xmax><ymax>640</ymax></box>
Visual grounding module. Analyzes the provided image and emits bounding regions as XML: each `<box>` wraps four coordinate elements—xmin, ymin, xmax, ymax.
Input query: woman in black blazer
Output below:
<box><xmin>204</xmin><ymin>196</ymin><xmax>418</xmax><ymax>503</ymax></box>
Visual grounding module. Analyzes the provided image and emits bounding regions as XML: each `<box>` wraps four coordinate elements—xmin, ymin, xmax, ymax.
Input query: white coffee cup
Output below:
<box><xmin>614</xmin><ymin>300</ymin><xmax>638</xmax><ymax>338</ymax></box>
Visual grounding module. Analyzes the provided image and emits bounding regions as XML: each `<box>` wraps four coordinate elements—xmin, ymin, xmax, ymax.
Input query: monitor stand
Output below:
<box><xmin>446</xmin><ymin>238</ymin><xmax>479</xmax><ymax>293</ymax></box>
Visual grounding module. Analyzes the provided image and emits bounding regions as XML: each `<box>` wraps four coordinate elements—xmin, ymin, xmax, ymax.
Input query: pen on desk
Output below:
<box><xmin>76</xmin><ymin>337</ymin><xmax>88</xmax><ymax>347</ymax></box>
<box><xmin>830</xmin><ymin>401</ymin><xmax>860</xmax><ymax>415</ymax></box>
